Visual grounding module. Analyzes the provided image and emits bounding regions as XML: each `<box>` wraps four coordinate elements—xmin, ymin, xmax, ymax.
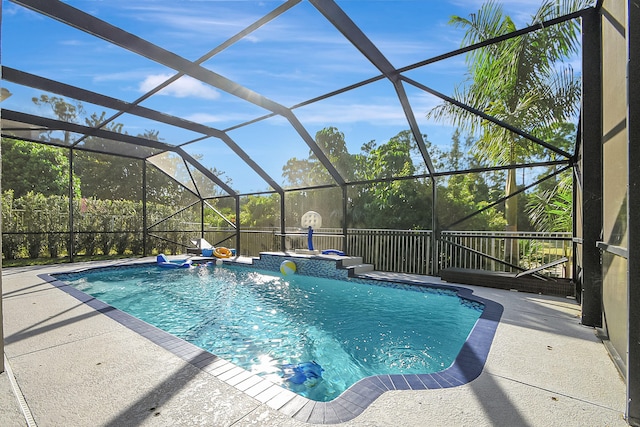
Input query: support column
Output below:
<box><xmin>69</xmin><ymin>148</ymin><xmax>75</xmax><ymax>262</ymax></box>
<box><xmin>431</xmin><ymin>178</ymin><xmax>440</xmax><ymax>276</ymax></box>
<box><xmin>572</xmin><ymin>164</ymin><xmax>582</xmax><ymax>303</ymax></box>
<box><xmin>0</xmin><ymin>29</ymin><xmax>4</xmax><ymax>370</ymax></box>
<box><xmin>200</xmin><ymin>198</ymin><xmax>205</xmax><ymax>238</ymax></box>
<box><xmin>280</xmin><ymin>192</ymin><xmax>286</xmax><ymax>252</ymax></box>
<box><xmin>235</xmin><ymin>195</ymin><xmax>241</xmax><ymax>254</ymax></box>
<box><xmin>580</xmin><ymin>8</ymin><xmax>603</xmax><ymax>327</ymax></box>
<box><xmin>342</xmin><ymin>185</ymin><xmax>348</xmax><ymax>254</ymax></box>
<box><xmin>626</xmin><ymin>0</ymin><xmax>640</xmax><ymax>423</ymax></box>
<box><xmin>142</xmin><ymin>161</ymin><xmax>147</xmax><ymax>256</ymax></box>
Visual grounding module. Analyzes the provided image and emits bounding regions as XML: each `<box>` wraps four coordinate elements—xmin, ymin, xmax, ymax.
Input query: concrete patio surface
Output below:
<box><xmin>0</xmin><ymin>259</ymin><xmax>628</xmax><ymax>426</ymax></box>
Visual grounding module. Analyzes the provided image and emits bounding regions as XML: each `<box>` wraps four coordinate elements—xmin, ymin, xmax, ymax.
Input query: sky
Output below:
<box><xmin>1</xmin><ymin>0</ymin><xmax>583</xmax><ymax>194</ymax></box>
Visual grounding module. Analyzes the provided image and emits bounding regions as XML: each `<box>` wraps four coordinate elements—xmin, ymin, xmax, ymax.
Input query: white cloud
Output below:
<box><xmin>290</xmin><ymin>89</ymin><xmax>447</xmax><ymax>127</ymax></box>
<box><xmin>139</xmin><ymin>74</ymin><xmax>220</xmax><ymax>100</ymax></box>
<box><xmin>295</xmin><ymin>102</ymin><xmax>406</xmax><ymax>126</ymax></box>
<box><xmin>184</xmin><ymin>111</ymin><xmax>263</xmax><ymax>125</ymax></box>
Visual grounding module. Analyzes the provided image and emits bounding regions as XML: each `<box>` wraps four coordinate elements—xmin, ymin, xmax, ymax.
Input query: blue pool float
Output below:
<box><xmin>281</xmin><ymin>361</ymin><xmax>324</xmax><ymax>385</ymax></box>
<box><xmin>321</xmin><ymin>249</ymin><xmax>345</xmax><ymax>256</ymax></box>
<box><xmin>156</xmin><ymin>254</ymin><xmax>192</xmax><ymax>268</ymax></box>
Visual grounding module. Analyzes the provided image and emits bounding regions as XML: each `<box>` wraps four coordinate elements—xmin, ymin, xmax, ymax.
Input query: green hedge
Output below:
<box><xmin>2</xmin><ymin>191</ymin><xmax>199</xmax><ymax>260</ymax></box>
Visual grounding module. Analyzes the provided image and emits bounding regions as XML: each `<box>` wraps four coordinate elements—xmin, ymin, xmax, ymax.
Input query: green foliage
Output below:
<box><xmin>240</xmin><ymin>195</ymin><xmax>279</xmax><ymax>228</ymax></box>
<box><xmin>1</xmin><ymin>190</ymin><xmax>202</xmax><ymax>260</ymax></box>
<box><xmin>282</xmin><ymin>128</ymin><xmax>354</xmax><ymax>227</ymax></box>
<box><xmin>439</xmin><ymin>173</ymin><xmax>507</xmax><ymax>231</ymax></box>
<box><xmin>1</xmin><ymin>138</ymin><xmax>80</xmax><ymax>198</ymax></box>
<box><xmin>350</xmin><ymin>179</ymin><xmax>432</xmax><ymax>229</ymax></box>
<box><xmin>434</xmin><ymin>0</ymin><xmax>586</xmax><ymax>148</ymax></box>
<box><xmin>279</xmin><ymin>127</ymin><xmax>507</xmax><ymax>231</ymax></box>
<box><xmin>2</xmin><ymin>190</ymin><xmax>23</xmax><ymax>260</ymax></box>
<box><xmin>526</xmin><ymin>170</ymin><xmax>572</xmax><ymax>232</ymax></box>
<box><xmin>19</xmin><ymin>192</ymin><xmax>48</xmax><ymax>258</ymax></box>
<box><xmin>146</xmin><ymin>202</ymin><xmax>200</xmax><ymax>254</ymax></box>
<box><xmin>2</xmin><ymin>190</ymin><xmax>69</xmax><ymax>259</ymax></box>
<box><xmin>523</xmin><ymin>123</ymin><xmax>575</xmax><ymax>233</ymax></box>
<box><xmin>283</xmin><ymin>127</ymin><xmax>356</xmax><ymax>187</ymax></box>
<box><xmin>2</xmin><ymin>93</ymin><xmax>246</xmax><ymax>259</ymax></box>
<box><xmin>28</xmin><ymin>95</ymin><xmax>193</xmax><ymax>203</ymax></box>
<box><xmin>427</xmin><ymin>0</ymin><xmax>586</xmax><ymax>233</ymax></box>
<box><xmin>358</xmin><ymin>130</ymin><xmax>421</xmax><ymax>179</ymax></box>
<box><xmin>348</xmin><ymin>131</ymin><xmax>431</xmax><ymax>228</ymax></box>
<box><xmin>437</xmin><ymin>130</ymin><xmax>507</xmax><ymax>230</ymax></box>
<box><xmin>33</xmin><ymin>95</ymin><xmax>84</xmax><ymax>125</ymax></box>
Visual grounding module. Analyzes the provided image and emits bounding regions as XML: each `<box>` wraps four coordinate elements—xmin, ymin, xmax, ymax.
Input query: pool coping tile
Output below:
<box><xmin>292</xmin><ymin>400</ymin><xmax>316</xmax><ymax>423</ymax></box>
<box><xmin>244</xmin><ymin>378</ymin><xmax>274</xmax><ymax>398</ymax></box>
<box><xmin>224</xmin><ymin>369</ymin><xmax>254</xmax><ymax>387</ymax></box>
<box><xmin>265</xmin><ymin>388</ymin><xmax>298</xmax><ymax>410</ymax></box>
<box><xmin>38</xmin><ymin>261</ymin><xmax>504</xmax><ymax>425</ymax></box>
<box><xmin>403</xmin><ymin>374</ymin><xmax>428</xmax><ymax>390</ymax></box>
<box><xmin>361</xmin><ymin>375</ymin><xmax>389</xmax><ymax>392</ymax></box>
<box><xmin>389</xmin><ymin>374</ymin><xmax>411</xmax><ymax>390</ymax></box>
<box><xmin>188</xmin><ymin>351</ymin><xmax>218</xmax><ymax>367</ymax></box>
<box><xmin>375</xmin><ymin>374</ymin><xmax>394</xmax><ymax>391</ymax></box>
<box><xmin>329</xmin><ymin>400</ymin><xmax>359</xmax><ymax>423</ymax></box>
<box><xmin>278</xmin><ymin>394</ymin><xmax>309</xmax><ymax>417</ymax></box>
<box><xmin>254</xmin><ymin>384</ymin><xmax>285</xmax><ymax>403</ymax></box>
<box><xmin>200</xmin><ymin>358</ymin><xmax>228</xmax><ymax>374</ymax></box>
<box><xmin>217</xmin><ymin>366</ymin><xmax>246</xmax><ymax>382</ymax></box>
<box><xmin>210</xmin><ymin>361</ymin><xmax>236</xmax><ymax>377</ymax></box>
<box><xmin>306</xmin><ymin>401</ymin><xmax>326</xmax><ymax>424</ymax></box>
<box><xmin>330</xmin><ymin>394</ymin><xmax>363</xmax><ymax>414</ymax></box>
<box><xmin>417</xmin><ymin>374</ymin><xmax>442</xmax><ymax>389</ymax></box>
<box><xmin>319</xmin><ymin>402</ymin><xmax>341</xmax><ymax>425</ymax></box>
<box><xmin>337</xmin><ymin>388</ymin><xmax>375</xmax><ymax>411</ymax></box>
<box><xmin>235</xmin><ymin>374</ymin><xmax>264</xmax><ymax>391</ymax></box>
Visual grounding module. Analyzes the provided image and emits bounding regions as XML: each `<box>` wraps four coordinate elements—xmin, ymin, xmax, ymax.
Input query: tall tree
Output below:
<box><xmin>32</xmin><ymin>95</ymin><xmax>84</xmax><ymax>146</ymax></box>
<box><xmin>282</xmin><ymin>126</ymin><xmax>355</xmax><ymax>187</ymax></box>
<box><xmin>282</xmin><ymin>127</ymin><xmax>355</xmax><ymax>228</ymax></box>
<box><xmin>427</xmin><ymin>0</ymin><xmax>586</xmax><ymax>260</ymax></box>
<box><xmin>349</xmin><ymin>130</ymin><xmax>434</xmax><ymax>229</ymax></box>
<box><xmin>1</xmin><ymin>138</ymin><xmax>80</xmax><ymax>198</ymax></box>
<box><xmin>438</xmin><ymin>131</ymin><xmax>506</xmax><ymax>230</ymax></box>
<box><xmin>31</xmin><ymin>96</ymin><xmax>194</xmax><ymax>202</ymax></box>
<box><xmin>74</xmin><ymin>111</ymin><xmax>141</xmax><ymax>200</ymax></box>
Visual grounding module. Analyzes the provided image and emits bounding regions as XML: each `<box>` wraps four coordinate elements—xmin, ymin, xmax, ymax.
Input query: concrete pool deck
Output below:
<box><xmin>1</xmin><ymin>258</ymin><xmax>628</xmax><ymax>426</ymax></box>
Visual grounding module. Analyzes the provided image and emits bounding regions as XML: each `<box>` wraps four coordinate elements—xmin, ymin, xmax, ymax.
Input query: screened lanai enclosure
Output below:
<box><xmin>1</xmin><ymin>0</ymin><xmax>586</xmax><ymax>279</ymax></box>
<box><xmin>2</xmin><ymin>0</ymin><xmax>640</xmax><ymax>424</ymax></box>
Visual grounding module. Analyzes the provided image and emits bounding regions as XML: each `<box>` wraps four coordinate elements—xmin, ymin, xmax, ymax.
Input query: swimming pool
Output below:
<box><xmin>52</xmin><ymin>261</ymin><xmax>497</xmax><ymax>404</ymax></box>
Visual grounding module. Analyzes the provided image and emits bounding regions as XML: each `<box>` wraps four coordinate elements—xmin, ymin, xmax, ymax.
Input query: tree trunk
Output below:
<box><xmin>504</xmin><ymin>168</ymin><xmax>519</xmax><ymax>266</ymax></box>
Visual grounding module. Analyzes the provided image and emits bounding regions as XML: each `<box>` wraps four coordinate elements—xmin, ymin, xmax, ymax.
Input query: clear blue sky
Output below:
<box><xmin>2</xmin><ymin>0</ymin><xmax>576</xmax><ymax>193</ymax></box>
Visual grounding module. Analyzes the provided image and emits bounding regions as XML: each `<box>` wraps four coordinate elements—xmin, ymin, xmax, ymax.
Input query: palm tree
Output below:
<box><xmin>427</xmin><ymin>0</ymin><xmax>588</xmax><ymax>263</ymax></box>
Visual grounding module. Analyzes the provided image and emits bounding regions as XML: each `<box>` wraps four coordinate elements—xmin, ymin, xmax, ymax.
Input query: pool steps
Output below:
<box><xmin>191</xmin><ymin>252</ymin><xmax>376</xmax><ymax>279</ymax></box>
<box><xmin>242</xmin><ymin>252</ymin><xmax>375</xmax><ymax>279</ymax></box>
<box><xmin>342</xmin><ymin>259</ymin><xmax>375</xmax><ymax>275</ymax></box>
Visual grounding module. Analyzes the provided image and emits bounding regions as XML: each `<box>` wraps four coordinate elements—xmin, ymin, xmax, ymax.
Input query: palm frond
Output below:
<box><xmin>427</xmin><ymin>0</ymin><xmax>583</xmax><ymax>169</ymax></box>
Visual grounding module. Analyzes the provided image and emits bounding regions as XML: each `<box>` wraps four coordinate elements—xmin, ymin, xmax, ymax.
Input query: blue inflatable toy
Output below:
<box><xmin>321</xmin><ymin>249</ymin><xmax>345</xmax><ymax>256</ymax></box>
<box><xmin>156</xmin><ymin>253</ymin><xmax>192</xmax><ymax>268</ymax></box>
<box><xmin>281</xmin><ymin>361</ymin><xmax>324</xmax><ymax>385</ymax></box>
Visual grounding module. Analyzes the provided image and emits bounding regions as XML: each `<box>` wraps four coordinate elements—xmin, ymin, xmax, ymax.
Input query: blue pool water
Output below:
<box><xmin>56</xmin><ymin>264</ymin><xmax>483</xmax><ymax>401</ymax></box>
